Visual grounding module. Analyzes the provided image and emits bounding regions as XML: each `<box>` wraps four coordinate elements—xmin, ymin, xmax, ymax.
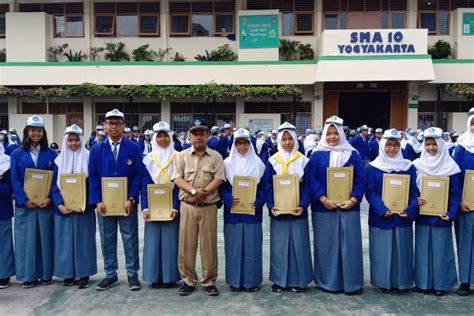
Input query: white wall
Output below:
<box><xmin>6</xmin><ymin>12</ymin><xmax>48</xmax><ymax>61</ymax></box>
<box><xmin>447</xmin><ymin>112</ymin><xmax>468</xmax><ymax>133</ymax></box>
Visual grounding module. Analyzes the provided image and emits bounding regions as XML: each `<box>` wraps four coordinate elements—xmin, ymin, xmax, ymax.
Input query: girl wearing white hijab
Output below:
<box><xmin>51</xmin><ymin>125</ymin><xmax>97</xmax><ymax>289</ymax></box>
<box><xmin>0</xmin><ymin>143</ymin><xmax>14</xmax><ymax>289</ymax></box>
<box><xmin>264</xmin><ymin>122</ymin><xmax>313</xmax><ymax>293</ymax></box>
<box><xmin>413</xmin><ymin>127</ymin><xmax>461</xmax><ymax>297</ymax></box>
<box><xmin>219</xmin><ymin>128</ymin><xmax>266</xmax><ymax>292</ymax></box>
<box><xmin>452</xmin><ymin>108</ymin><xmax>474</xmax><ymax>296</ymax></box>
<box><xmin>140</xmin><ymin>121</ymin><xmax>180</xmax><ymax>288</ymax></box>
<box><xmin>366</xmin><ymin>129</ymin><xmax>418</xmax><ymax>293</ymax></box>
<box><xmin>309</xmin><ymin>116</ymin><xmax>365</xmax><ymax>295</ymax></box>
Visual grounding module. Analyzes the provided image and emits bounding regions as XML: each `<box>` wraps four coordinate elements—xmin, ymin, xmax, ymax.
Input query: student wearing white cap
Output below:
<box><xmin>51</xmin><ymin>125</ymin><xmax>97</xmax><ymax>289</ymax></box>
<box><xmin>140</xmin><ymin>121</ymin><xmax>181</xmax><ymax>288</ymax></box>
<box><xmin>141</xmin><ymin>129</ymin><xmax>153</xmax><ymax>156</ymax></box>
<box><xmin>369</xmin><ymin>128</ymin><xmax>383</xmax><ymax>161</ymax></box>
<box><xmin>452</xmin><ymin>107</ymin><xmax>474</xmax><ymax>296</ymax></box>
<box><xmin>366</xmin><ymin>129</ymin><xmax>418</xmax><ymax>293</ymax></box>
<box><xmin>88</xmin><ymin>125</ymin><xmax>104</xmax><ymax>148</ymax></box>
<box><xmin>0</xmin><ymin>142</ymin><xmax>14</xmax><ymax>289</ymax></box>
<box><xmin>350</xmin><ymin>124</ymin><xmax>370</xmax><ymax>169</ymax></box>
<box><xmin>413</xmin><ymin>127</ymin><xmax>461</xmax><ymax>296</ymax></box>
<box><xmin>309</xmin><ymin>116</ymin><xmax>365</xmax><ymax>295</ymax></box>
<box><xmin>219</xmin><ymin>128</ymin><xmax>266</xmax><ymax>292</ymax></box>
<box><xmin>10</xmin><ymin>115</ymin><xmax>57</xmax><ymax>288</ymax></box>
<box><xmin>263</xmin><ymin>121</ymin><xmax>313</xmax><ymax>293</ymax></box>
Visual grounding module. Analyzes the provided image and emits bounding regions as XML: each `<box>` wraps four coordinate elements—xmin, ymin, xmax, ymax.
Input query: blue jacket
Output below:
<box><xmin>140</xmin><ymin>173</ymin><xmax>180</xmax><ymax>212</ymax></box>
<box><xmin>208</xmin><ymin>136</ymin><xmax>226</xmax><ymax>159</ymax></box>
<box><xmin>453</xmin><ymin>144</ymin><xmax>474</xmax><ymax>210</ymax></box>
<box><xmin>88</xmin><ymin>137</ymin><xmax>144</xmax><ymax>205</ymax></box>
<box><xmin>402</xmin><ymin>143</ymin><xmax>418</xmax><ymax>161</ymax></box>
<box><xmin>368</xmin><ymin>137</ymin><xmax>379</xmax><ymax>161</ymax></box>
<box><xmin>10</xmin><ymin>147</ymin><xmax>57</xmax><ymax>207</ymax></box>
<box><xmin>350</xmin><ymin>134</ymin><xmax>369</xmax><ymax>161</ymax></box>
<box><xmin>0</xmin><ymin>170</ymin><xmax>13</xmax><ymax>220</ymax></box>
<box><xmin>174</xmin><ymin>141</ymin><xmax>183</xmax><ymax>152</ymax></box>
<box><xmin>365</xmin><ymin>165</ymin><xmax>418</xmax><ymax>229</ymax></box>
<box><xmin>309</xmin><ymin>151</ymin><xmax>365</xmax><ymax>213</ymax></box>
<box><xmin>4</xmin><ymin>144</ymin><xmax>19</xmax><ymax>156</ymax></box>
<box><xmin>258</xmin><ymin>141</ymin><xmax>270</xmax><ymax>164</ymax></box>
<box><xmin>265</xmin><ymin>138</ymin><xmax>278</xmax><ymax>157</ymax></box>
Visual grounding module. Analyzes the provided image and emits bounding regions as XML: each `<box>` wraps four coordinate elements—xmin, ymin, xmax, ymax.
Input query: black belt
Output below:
<box><xmin>182</xmin><ymin>201</ymin><xmax>217</xmax><ymax>207</ymax></box>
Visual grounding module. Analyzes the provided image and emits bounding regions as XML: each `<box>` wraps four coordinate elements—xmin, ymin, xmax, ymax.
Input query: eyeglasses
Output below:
<box><xmin>106</xmin><ymin>121</ymin><xmax>123</xmax><ymax>127</ymax></box>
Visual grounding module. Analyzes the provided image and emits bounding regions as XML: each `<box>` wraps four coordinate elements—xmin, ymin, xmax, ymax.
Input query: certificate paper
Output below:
<box><xmin>231</xmin><ymin>176</ymin><xmax>257</xmax><ymax>215</ymax></box>
<box><xmin>273</xmin><ymin>174</ymin><xmax>299</xmax><ymax>215</ymax></box>
<box><xmin>382</xmin><ymin>174</ymin><xmax>410</xmax><ymax>213</ymax></box>
<box><xmin>327</xmin><ymin>167</ymin><xmax>353</xmax><ymax>206</ymax></box>
<box><xmin>420</xmin><ymin>175</ymin><xmax>450</xmax><ymax>216</ymax></box>
<box><xmin>60</xmin><ymin>173</ymin><xmax>86</xmax><ymax>211</ymax></box>
<box><xmin>24</xmin><ymin>168</ymin><xmax>53</xmax><ymax>205</ymax></box>
<box><xmin>102</xmin><ymin>177</ymin><xmax>127</xmax><ymax>216</ymax></box>
<box><xmin>462</xmin><ymin>170</ymin><xmax>474</xmax><ymax>211</ymax></box>
<box><xmin>147</xmin><ymin>183</ymin><xmax>173</xmax><ymax>221</ymax></box>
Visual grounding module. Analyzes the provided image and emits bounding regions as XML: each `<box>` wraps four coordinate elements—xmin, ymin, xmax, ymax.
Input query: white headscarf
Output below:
<box><xmin>401</xmin><ymin>132</ymin><xmax>422</xmax><ymax>154</ymax></box>
<box><xmin>459</xmin><ymin>114</ymin><xmax>474</xmax><ymax>153</ymax></box>
<box><xmin>224</xmin><ymin>138</ymin><xmax>265</xmax><ymax>184</ymax></box>
<box><xmin>370</xmin><ymin>138</ymin><xmax>412</xmax><ymax>173</ymax></box>
<box><xmin>413</xmin><ymin>137</ymin><xmax>461</xmax><ymax>190</ymax></box>
<box><xmin>256</xmin><ymin>134</ymin><xmax>266</xmax><ymax>155</ymax></box>
<box><xmin>0</xmin><ymin>143</ymin><xmax>10</xmax><ymax>176</ymax></box>
<box><xmin>304</xmin><ymin>134</ymin><xmax>319</xmax><ymax>156</ymax></box>
<box><xmin>315</xmin><ymin>123</ymin><xmax>356</xmax><ymax>167</ymax></box>
<box><xmin>269</xmin><ymin>129</ymin><xmax>309</xmax><ymax>177</ymax></box>
<box><xmin>54</xmin><ymin>133</ymin><xmax>89</xmax><ymax>189</ymax></box>
<box><xmin>142</xmin><ymin>131</ymin><xmax>175</xmax><ymax>184</ymax></box>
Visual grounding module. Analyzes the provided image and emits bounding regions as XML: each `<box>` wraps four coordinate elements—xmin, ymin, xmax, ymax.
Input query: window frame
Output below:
<box><xmin>214</xmin><ymin>13</ymin><xmax>235</xmax><ymax>35</ymax></box>
<box><xmin>94</xmin><ymin>13</ymin><xmax>116</xmax><ymax>36</ymax></box>
<box><xmin>54</xmin><ymin>14</ymin><xmax>84</xmax><ymax>38</ymax></box>
<box><xmin>169</xmin><ymin>13</ymin><xmax>191</xmax><ymax>36</ymax></box>
<box><xmin>115</xmin><ymin>14</ymin><xmax>140</xmax><ymax>37</ymax></box>
<box><xmin>191</xmin><ymin>13</ymin><xmax>215</xmax><ymax>37</ymax></box>
<box><xmin>418</xmin><ymin>11</ymin><xmax>450</xmax><ymax>35</ymax></box>
<box><xmin>0</xmin><ymin>14</ymin><xmax>5</xmax><ymax>38</ymax></box>
<box><xmin>324</xmin><ymin>12</ymin><xmax>342</xmax><ymax>29</ymax></box>
<box><xmin>138</xmin><ymin>13</ymin><xmax>160</xmax><ymax>36</ymax></box>
<box><xmin>295</xmin><ymin>11</ymin><xmax>314</xmax><ymax>34</ymax></box>
<box><xmin>388</xmin><ymin>10</ymin><xmax>407</xmax><ymax>29</ymax></box>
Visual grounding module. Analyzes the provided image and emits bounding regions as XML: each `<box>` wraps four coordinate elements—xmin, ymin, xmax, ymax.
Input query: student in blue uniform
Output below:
<box><xmin>350</xmin><ymin>125</ymin><xmax>370</xmax><ymax>169</ymax></box>
<box><xmin>208</xmin><ymin>126</ymin><xmax>227</xmax><ymax>159</ymax></box>
<box><xmin>51</xmin><ymin>125</ymin><xmax>97</xmax><ymax>289</ymax></box>
<box><xmin>141</xmin><ymin>121</ymin><xmax>181</xmax><ymax>289</ymax></box>
<box><xmin>172</xmin><ymin>132</ymin><xmax>183</xmax><ymax>152</ymax></box>
<box><xmin>141</xmin><ymin>130</ymin><xmax>153</xmax><ymax>156</ymax></box>
<box><xmin>220</xmin><ymin>128</ymin><xmax>266</xmax><ymax>292</ymax></box>
<box><xmin>413</xmin><ymin>127</ymin><xmax>461</xmax><ymax>296</ymax></box>
<box><xmin>255</xmin><ymin>130</ymin><xmax>270</xmax><ymax>164</ymax></box>
<box><xmin>401</xmin><ymin>131</ymin><xmax>420</xmax><ymax>161</ymax></box>
<box><xmin>368</xmin><ymin>128</ymin><xmax>383</xmax><ymax>161</ymax></box>
<box><xmin>11</xmin><ymin>115</ymin><xmax>57</xmax><ymax>288</ymax></box>
<box><xmin>452</xmin><ymin>108</ymin><xmax>474</xmax><ymax>296</ymax></box>
<box><xmin>266</xmin><ymin>130</ymin><xmax>278</xmax><ymax>157</ymax></box>
<box><xmin>0</xmin><ymin>143</ymin><xmax>14</xmax><ymax>289</ymax></box>
<box><xmin>309</xmin><ymin>116</ymin><xmax>365</xmax><ymax>295</ymax></box>
<box><xmin>264</xmin><ymin>122</ymin><xmax>313</xmax><ymax>293</ymax></box>
<box><xmin>89</xmin><ymin>109</ymin><xmax>145</xmax><ymax>291</ymax></box>
<box><xmin>366</xmin><ymin>129</ymin><xmax>418</xmax><ymax>293</ymax></box>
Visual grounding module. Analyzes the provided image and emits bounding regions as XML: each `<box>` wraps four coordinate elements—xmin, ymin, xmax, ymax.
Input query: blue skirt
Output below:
<box><xmin>414</xmin><ymin>223</ymin><xmax>457</xmax><ymax>291</ymax></box>
<box><xmin>369</xmin><ymin>226</ymin><xmax>413</xmax><ymax>290</ymax></box>
<box><xmin>142</xmin><ymin>219</ymin><xmax>180</xmax><ymax>283</ymax></box>
<box><xmin>270</xmin><ymin>218</ymin><xmax>313</xmax><ymax>288</ymax></box>
<box><xmin>312</xmin><ymin>210</ymin><xmax>364</xmax><ymax>292</ymax></box>
<box><xmin>54</xmin><ymin>212</ymin><xmax>97</xmax><ymax>279</ymax></box>
<box><xmin>14</xmin><ymin>207</ymin><xmax>54</xmax><ymax>282</ymax></box>
<box><xmin>224</xmin><ymin>222</ymin><xmax>263</xmax><ymax>288</ymax></box>
<box><xmin>455</xmin><ymin>212</ymin><xmax>474</xmax><ymax>284</ymax></box>
<box><xmin>0</xmin><ymin>218</ymin><xmax>15</xmax><ymax>279</ymax></box>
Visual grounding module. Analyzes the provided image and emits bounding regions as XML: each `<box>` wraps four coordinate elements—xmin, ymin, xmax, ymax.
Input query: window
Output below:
<box><xmin>0</xmin><ymin>4</ymin><xmax>9</xmax><ymax>38</ymax></box>
<box><xmin>171</xmin><ymin>102</ymin><xmax>235</xmax><ymax>133</ymax></box>
<box><xmin>94</xmin><ymin>2</ymin><xmax>160</xmax><ymax>37</ymax></box>
<box><xmin>0</xmin><ymin>103</ymin><xmax>8</xmax><ymax>130</ymax></box>
<box><xmin>170</xmin><ymin>1</ymin><xmax>235</xmax><ymax>36</ymax></box>
<box><xmin>417</xmin><ymin>0</ymin><xmax>474</xmax><ymax>35</ymax></box>
<box><xmin>95</xmin><ymin>103</ymin><xmax>160</xmax><ymax>128</ymax></box>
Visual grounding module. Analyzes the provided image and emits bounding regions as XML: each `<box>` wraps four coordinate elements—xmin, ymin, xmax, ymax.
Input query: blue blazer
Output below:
<box><xmin>402</xmin><ymin>143</ymin><xmax>418</xmax><ymax>161</ymax></box>
<box><xmin>4</xmin><ymin>144</ymin><xmax>19</xmax><ymax>156</ymax></box>
<box><xmin>88</xmin><ymin>137</ymin><xmax>144</xmax><ymax>205</ymax></box>
<box><xmin>0</xmin><ymin>170</ymin><xmax>13</xmax><ymax>220</ymax></box>
<box><xmin>453</xmin><ymin>144</ymin><xmax>474</xmax><ymax>188</ymax></box>
<box><xmin>368</xmin><ymin>137</ymin><xmax>379</xmax><ymax>161</ymax></box>
<box><xmin>351</xmin><ymin>134</ymin><xmax>369</xmax><ymax>160</ymax></box>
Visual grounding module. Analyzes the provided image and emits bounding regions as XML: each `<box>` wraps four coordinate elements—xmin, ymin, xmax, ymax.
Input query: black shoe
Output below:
<box><xmin>22</xmin><ymin>281</ymin><xmax>38</xmax><ymax>289</ymax></box>
<box><xmin>290</xmin><ymin>287</ymin><xmax>303</xmax><ymax>293</ymax></box>
<box><xmin>128</xmin><ymin>277</ymin><xmax>141</xmax><ymax>291</ymax></box>
<box><xmin>434</xmin><ymin>290</ymin><xmax>446</xmax><ymax>296</ymax></box>
<box><xmin>151</xmin><ymin>282</ymin><xmax>163</xmax><ymax>289</ymax></box>
<box><xmin>390</xmin><ymin>288</ymin><xmax>407</xmax><ymax>294</ymax></box>
<box><xmin>271</xmin><ymin>284</ymin><xmax>284</xmax><ymax>292</ymax></box>
<box><xmin>229</xmin><ymin>286</ymin><xmax>241</xmax><ymax>292</ymax></box>
<box><xmin>0</xmin><ymin>278</ymin><xmax>10</xmax><ymax>289</ymax></box>
<box><xmin>457</xmin><ymin>283</ymin><xmax>470</xmax><ymax>296</ymax></box>
<box><xmin>62</xmin><ymin>278</ymin><xmax>75</xmax><ymax>286</ymax></box>
<box><xmin>177</xmin><ymin>283</ymin><xmax>195</xmax><ymax>296</ymax></box>
<box><xmin>162</xmin><ymin>282</ymin><xmax>175</xmax><ymax>288</ymax></box>
<box><xmin>77</xmin><ymin>277</ymin><xmax>90</xmax><ymax>289</ymax></box>
<box><xmin>203</xmin><ymin>285</ymin><xmax>219</xmax><ymax>296</ymax></box>
<box><xmin>377</xmin><ymin>288</ymin><xmax>390</xmax><ymax>293</ymax></box>
<box><xmin>413</xmin><ymin>286</ymin><xmax>430</xmax><ymax>294</ymax></box>
<box><xmin>95</xmin><ymin>277</ymin><xmax>118</xmax><ymax>291</ymax></box>
<box><xmin>244</xmin><ymin>287</ymin><xmax>259</xmax><ymax>292</ymax></box>
<box><xmin>41</xmin><ymin>279</ymin><xmax>53</xmax><ymax>285</ymax></box>
<box><xmin>345</xmin><ymin>288</ymin><xmax>363</xmax><ymax>295</ymax></box>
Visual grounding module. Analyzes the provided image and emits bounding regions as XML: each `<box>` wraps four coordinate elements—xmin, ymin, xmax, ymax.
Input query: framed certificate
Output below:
<box><xmin>60</xmin><ymin>173</ymin><xmax>86</xmax><ymax>212</ymax></box>
<box><xmin>327</xmin><ymin>167</ymin><xmax>353</xmax><ymax>206</ymax></box>
<box><xmin>102</xmin><ymin>177</ymin><xmax>127</xmax><ymax>216</ymax></box>
<box><xmin>420</xmin><ymin>175</ymin><xmax>450</xmax><ymax>216</ymax></box>
<box><xmin>382</xmin><ymin>174</ymin><xmax>410</xmax><ymax>213</ymax></box>
<box><xmin>231</xmin><ymin>176</ymin><xmax>257</xmax><ymax>215</ymax></box>
<box><xmin>462</xmin><ymin>170</ymin><xmax>474</xmax><ymax>211</ymax></box>
<box><xmin>273</xmin><ymin>174</ymin><xmax>299</xmax><ymax>215</ymax></box>
<box><xmin>24</xmin><ymin>168</ymin><xmax>53</xmax><ymax>205</ymax></box>
<box><xmin>147</xmin><ymin>183</ymin><xmax>173</xmax><ymax>221</ymax></box>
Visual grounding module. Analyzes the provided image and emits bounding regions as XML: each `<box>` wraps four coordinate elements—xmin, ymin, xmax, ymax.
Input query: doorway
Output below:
<box><xmin>338</xmin><ymin>92</ymin><xmax>391</xmax><ymax>130</ymax></box>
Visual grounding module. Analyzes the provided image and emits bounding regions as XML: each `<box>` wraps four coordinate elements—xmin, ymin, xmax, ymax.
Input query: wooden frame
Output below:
<box><xmin>138</xmin><ymin>13</ymin><xmax>160</xmax><ymax>36</ymax></box>
<box><xmin>94</xmin><ymin>14</ymin><xmax>115</xmax><ymax>36</ymax></box>
<box><xmin>295</xmin><ymin>11</ymin><xmax>314</xmax><ymax>34</ymax></box>
<box><xmin>53</xmin><ymin>14</ymin><xmax>84</xmax><ymax>38</ymax></box>
<box><xmin>214</xmin><ymin>13</ymin><xmax>235</xmax><ymax>35</ymax></box>
<box><xmin>0</xmin><ymin>14</ymin><xmax>5</xmax><ymax>38</ymax></box>
<box><xmin>169</xmin><ymin>13</ymin><xmax>191</xmax><ymax>36</ymax></box>
<box><xmin>418</xmin><ymin>11</ymin><xmax>450</xmax><ymax>35</ymax></box>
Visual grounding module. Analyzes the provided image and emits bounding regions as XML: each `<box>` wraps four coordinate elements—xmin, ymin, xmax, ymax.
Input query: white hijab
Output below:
<box><xmin>401</xmin><ymin>132</ymin><xmax>422</xmax><ymax>154</ymax></box>
<box><xmin>0</xmin><ymin>143</ymin><xmax>10</xmax><ymax>176</ymax></box>
<box><xmin>370</xmin><ymin>138</ymin><xmax>412</xmax><ymax>173</ymax></box>
<box><xmin>459</xmin><ymin>115</ymin><xmax>474</xmax><ymax>154</ymax></box>
<box><xmin>315</xmin><ymin>123</ymin><xmax>356</xmax><ymax>167</ymax></box>
<box><xmin>413</xmin><ymin>137</ymin><xmax>461</xmax><ymax>189</ymax></box>
<box><xmin>54</xmin><ymin>133</ymin><xmax>89</xmax><ymax>189</ymax></box>
<box><xmin>269</xmin><ymin>129</ymin><xmax>309</xmax><ymax>178</ymax></box>
<box><xmin>224</xmin><ymin>138</ymin><xmax>265</xmax><ymax>184</ymax></box>
<box><xmin>304</xmin><ymin>134</ymin><xmax>319</xmax><ymax>156</ymax></box>
<box><xmin>142</xmin><ymin>131</ymin><xmax>175</xmax><ymax>184</ymax></box>
<box><xmin>256</xmin><ymin>134</ymin><xmax>266</xmax><ymax>155</ymax></box>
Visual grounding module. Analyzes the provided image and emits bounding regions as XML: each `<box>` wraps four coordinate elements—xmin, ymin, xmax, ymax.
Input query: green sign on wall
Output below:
<box><xmin>239</xmin><ymin>15</ymin><xmax>279</xmax><ymax>49</ymax></box>
<box><xmin>462</xmin><ymin>12</ymin><xmax>474</xmax><ymax>35</ymax></box>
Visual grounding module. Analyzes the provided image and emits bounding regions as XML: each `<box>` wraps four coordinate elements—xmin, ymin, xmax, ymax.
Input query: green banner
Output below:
<box><xmin>239</xmin><ymin>15</ymin><xmax>279</xmax><ymax>49</ymax></box>
<box><xmin>462</xmin><ymin>12</ymin><xmax>474</xmax><ymax>35</ymax></box>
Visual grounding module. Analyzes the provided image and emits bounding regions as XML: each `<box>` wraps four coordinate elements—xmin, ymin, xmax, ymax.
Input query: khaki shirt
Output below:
<box><xmin>172</xmin><ymin>146</ymin><xmax>226</xmax><ymax>204</ymax></box>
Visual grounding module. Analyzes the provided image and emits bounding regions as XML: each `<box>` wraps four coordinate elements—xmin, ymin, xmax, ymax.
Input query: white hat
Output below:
<box><xmin>132</xmin><ymin>126</ymin><xmax>140</xmax><ymax>132</ymax></box>
<box><xmin>64</xmin><ymin>124</ymin><xmax>83</xmax><ymax>135</ymax></box>
<box><xmin>124</xmin><ymin>127</ymin><xmax>131</xmax><ymax>133</ymax></box>
<box><xmin>234</xmin><ymin>128</ymin><xmax>250</xmax><ymax>140</ymax></box>
<box><xmin>468</xmin><ymin>107</ymin><xmax>474</xmax><ymax>117</ymax></box>
<box><xmin>325</xmin><ymin>115</ymin><xmax>344</xmax><ymax>126</ymax></box>
<box><xmin>424</xmin><ymin>127</ymin><xmax>443</xmax><ymax>138</ymax></box>
<box><xmin>153</xmin><ymin>121</ymin><xmax>171</xmax><ymax>133</ymax></box>
<box><xmin>360</xmin><ymin>125</ymin><xmax>369</xmax><ymax>130</ymax></box>
<box><xmin>223</xmin><ymin>123</ymin><xmax>232</xmax><ymax>129</ymax></box>
<box><xmin>375</xmin><ymin>128</ymin><xmax>383</xmax><ymax>133</ymax></box>
<box><xmin>277</xmin><ymin>121</ymin><xmax>296</xmax><ymax>132</ymax></box>
<box><xmin>271</xmin><ymin>129</ymin><xmax>278</xmax><ymax>134</ymax></box>
<box><xmin>105</xmin><ymin>108</ymin><xmax>124</xmax><ymax>119</ymax></box>
<box><xmin>98</xmin><ymin>131</ymin><xmax>106</xmax><ymax>136</ymax></box>
<box><xmin>442</xmin><ymin>132</ymin><xmax>451</xmax><ymax>136</ymax></box>
<box><xmin>96</xmin><ymin>125</ymin><xmax>104</xmax><ymax>130</ymax></box>
<box><xmin>26</xmin><ymin>115</ymin><xmax>44</xmax><ymax>127</ymax></box>
<box><xmin>383</xmin><ymin>128</ymin><xmax>402</xmax><ymax>140</ymax></box>
<box><xmin>144</xmin><ymin>129</ymin><xmax>154</xmax><ymax>136</ymax></box>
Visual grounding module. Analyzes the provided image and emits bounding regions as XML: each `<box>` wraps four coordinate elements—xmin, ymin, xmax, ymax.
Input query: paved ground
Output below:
<box><xmin>1</xmin><ymin>200</ymin><xmax>474</xmax><ymax>315</ymax></box>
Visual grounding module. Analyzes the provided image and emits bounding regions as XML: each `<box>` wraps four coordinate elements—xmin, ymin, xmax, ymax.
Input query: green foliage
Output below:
<box><xmin>171</xmin><ymin>52</ymin><xmax>186</xmax><ymax>62</ymax></box>
<box><xmin>104</xmin><ymin>42</ymin><xmax>130</xmax><ymax>61</ymax></box>
<box><xmin>428</xmin><ymin>40</ymin><xmax>452</xmax><ymax>59</ymax></box>
<box><xmin>132</xmin><ymin>44</ymin><xmax>158</xmax><ymax>61</ymax></box>
<box><xmin>47</xmin><ymin>43</ymin><xmax>69</xmax><ymax>62</ymax></box>
<box><xmin>279</xmin><ymin>40</ymin><xmax>315</xmax><ymax>61</ymax></box>
<box><xmin>195</xmin><ymin>44</ymin><xmax>237</xmax><ymax>61</ymax></box>
<box><xmin>64</xmin><ymin>49</ymin><xmax>88</xmax><ymax>62</ymax></box>
<box><xmin>445</xmin><ymin>83</ymin><xmax>474</xmax><ymax>100</ymax></box>
<box><xmin>89</xmin><ymin>47</ymin><xmax>105</xmax><ymax>61</ymax></box>
<box><xmin>0</xmin><ymin>49</ymin><xmax>5</xmax><ymax>62</ymax></box>
<box><xmin>297</xmin><ymin>43</ymin><xmax>315</xmax><ymax>60</ymax></box>
<box><xmin>157</xmin><ymin>48</ymin><xmax>173</xmax><ymax>61</ymax></box>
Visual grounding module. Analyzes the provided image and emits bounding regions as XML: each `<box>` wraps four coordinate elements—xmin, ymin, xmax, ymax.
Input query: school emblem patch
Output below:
<box><xmin>127</xmin><ymin>159</ymin><xmax>133</xmax><ymax>165</ymax></box>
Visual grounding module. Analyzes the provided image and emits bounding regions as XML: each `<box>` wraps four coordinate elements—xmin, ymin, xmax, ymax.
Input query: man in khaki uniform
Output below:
<box><xmin>172</xmin><ymin>121</ymin><xmax>225</xmax><ymax>296</ymax></box>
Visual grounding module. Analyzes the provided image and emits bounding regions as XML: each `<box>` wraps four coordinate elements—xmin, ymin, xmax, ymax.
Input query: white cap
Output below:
<box><xmin>278</xmin><ymin>121</ymin><xmax>296</xmax><ymax>132</ymax></box>
<box><xmin>105</xmin><ymin>108</ymin><xmax>124</xmax><ymax>120</ymax></box>
<box><xmin>26</xmin><ymin>115</ymin><xmax>44</xmax><ymax>127</ymax></box>
<box><xmin>234</xmin><ymin>128</ymin><xmax>250</xmax><ymax>140</ymax></box>
<box><xmin>325</xmin><ymin>115</ymin><xmax>344</xmax><ymax>126</ymax></box>
<box><xmin>64</xmin><ymin>124</ymin><xmax>83</xmax><ymax>135</ymax></box>
<box><xmin>124</xmin><ymin>127</ymin><xmax>131</xmax><ymax>133</ymax></box>
<box><xmin>442</xmin><ymin>132</ymin><xmax>450</xmax><ymax>136</ymax></box>
<box><xmin>98</xmin><ymin>130</ymin><xmax>106</xmax><ymax>136</ymax></box>
<box><xmin>96</xmin><ymin>125</ymin><xmax>104</xmax><ymax>130</ymax></box>
<box><xmin>223</xmin><ymin>123</ymin><xmax>232</xmax><ymax>129</ymax></box>
<box><xmin>424</xmin><ymin>127</ymin><xmax>443</xmax><ymax>138</ymax></box>
<box><xmin>272</xmin><ymin>129</ymin><xmax>278</xmax><ymax>134</ymax></box>
<box><xmin>132</xmin><ymin>126</ymin><xmax>140</xmax><ymax>131</ymax></box>
<box><xmin>153</xmin><ymin>121</ymin><xmax>171</xmax><ymax>133</ymax></box>
<box><xmin>375</xmin><ymin>128</ymin><xmax>383</xmax><ymax>133</ymax></box>
<box><xmin>383</xmin><ymin>128</ymin><xmax>402</xmax><ymax>140</ymax></box>
<box><xmin>360</xmin><ymin>125</ymin><xmax>369</xmax><ymax>130</ymax></box>
<box><xmin>468</xmin><ymin>107</ymin><xmax>474</xmax><ymax>117</ymax></box>
<box><xmin>144</xmin><ymin>129</ymin><xmax>154</xmax><ymax>136</ymax></box>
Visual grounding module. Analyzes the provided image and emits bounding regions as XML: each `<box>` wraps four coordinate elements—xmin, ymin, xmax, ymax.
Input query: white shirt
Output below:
<box><xmin>108</xmin><ymin>137</ymin><xmax>122</xmax><ymax>158</ymax></box>
<box><xmin>30</xmin><ymin>145</ymin><xmax>41</xmax><ymax>167</ymax></box>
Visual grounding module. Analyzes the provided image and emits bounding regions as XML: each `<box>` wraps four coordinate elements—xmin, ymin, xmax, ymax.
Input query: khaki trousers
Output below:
<box><xmin>178</xmin><ymin>203</ymin><xmax>218</xmax><ymax>287</ymax></box>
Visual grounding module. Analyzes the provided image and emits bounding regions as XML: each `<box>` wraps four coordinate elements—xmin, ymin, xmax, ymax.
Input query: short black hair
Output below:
<box><xmin>21</xmin><ymin>126</ymin><xmax>49</xmax><ymax>150</ymax></box>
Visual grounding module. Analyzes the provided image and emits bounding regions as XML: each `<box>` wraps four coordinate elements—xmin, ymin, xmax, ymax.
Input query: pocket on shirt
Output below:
<box><xmin>202</xmin><ymin>166</ymin><xmax>215</xmax><ymax>181</ymax></box>
<box><xmin>184</xmin><ymin>167</ymin><xmax>195</xmax><ymax>182</ymax></box>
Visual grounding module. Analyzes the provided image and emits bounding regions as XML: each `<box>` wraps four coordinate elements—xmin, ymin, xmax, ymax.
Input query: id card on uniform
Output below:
<box><xmin>102</xmin><ymin>177</ymin><xmax>127</xmax><ymax>216</ymax></box>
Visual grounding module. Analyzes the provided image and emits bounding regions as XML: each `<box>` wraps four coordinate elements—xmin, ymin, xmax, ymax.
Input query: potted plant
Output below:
<box><xmin>428</xmin><ymin>40</ymin><xmax>452</xmax><ymax>59</ymax></box>
<box><xmin>104</xmin><ymin>42</ymin><xmax>130</xmax><ymax>61</ymax></box>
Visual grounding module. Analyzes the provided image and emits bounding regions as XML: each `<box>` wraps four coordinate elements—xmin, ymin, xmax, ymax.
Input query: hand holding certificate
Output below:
<box><xmin>147</xmin><ymin>183</ymin><xmax>173</xmax><ymax>221</ymax></box>
<box><xmin>101</xmin><ymin>177</ymin><xmax>127</xmax><ymax>216</ymax></box>
<box><xmin>382</xmin><ymin>174</ymin><xmax>410</xmax><ymax>213</ymax></box>
<box><xmin>419</xmin><ymin>175</ymin><xmax>450</xmax><ymax>216</ymax></box>
<box><xmin>273</xmin><ymin>174</ymin><xmax>299</xmax><ymax>215</ymax></box>
<box><xmin>462</xmin><ymin>170</ymin><xmax>474</xmax><ymax>211</ymax></box>
<box><xmin>231</xmin><ymin>176</ymin><xmax>257</xmax><ymax>215</ymax></box>
<box><xmin>60</xmin><ymin>173</ymin><xmax>86</xmax><ymax>212</ymax></box>
<box><xmin>24</xmin><ymin>168</ymin><xmax>53</xmax><ymax>206</ymax></box>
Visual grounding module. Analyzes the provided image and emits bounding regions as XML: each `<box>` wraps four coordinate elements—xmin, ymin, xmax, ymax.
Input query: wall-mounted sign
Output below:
<box><xmin>463</xmin><ymin>12</ymin><xmax>474</xmax><ymax>35</ymax></box>
<box><xmin>239</xmin><ymin>14</ymin><xmax>279</xmax><ymax>49</ymax></box>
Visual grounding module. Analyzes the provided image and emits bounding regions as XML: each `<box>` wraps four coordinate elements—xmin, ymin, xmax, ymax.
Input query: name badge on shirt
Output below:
<box><xmin>127</xmin><ymin>159</ymin><xmax>133</xmax><ymax>166</ymax></box>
